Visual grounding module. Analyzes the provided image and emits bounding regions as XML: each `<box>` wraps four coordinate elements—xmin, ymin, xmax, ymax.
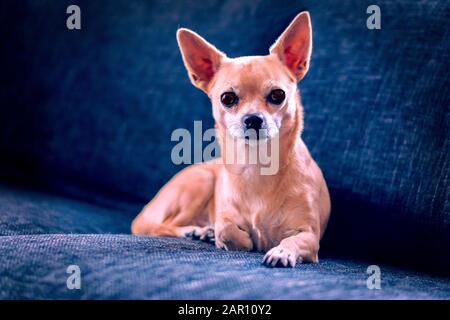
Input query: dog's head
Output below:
<box><xmin>177</xmin><ymin>12</ymin><xmax>312</xmax><ymax>142</ymax></box>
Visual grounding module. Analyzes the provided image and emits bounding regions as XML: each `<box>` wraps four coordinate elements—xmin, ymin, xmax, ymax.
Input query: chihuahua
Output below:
<box><xmin>131</xmin><ymin>12</ymin><xmax>330</xmax><ymax>267</ymax></box>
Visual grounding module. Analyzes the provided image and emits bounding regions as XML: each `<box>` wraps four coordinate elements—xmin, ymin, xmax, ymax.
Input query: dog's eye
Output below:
<box><xmin>267</xmin><ymin>89</ymin><xmax>285</xmax><ymax>105</ymax></box>
<box><xmin>220</xmin><ymin>92</ymin><xmax>238</xmax><ymax>108</ymax></box>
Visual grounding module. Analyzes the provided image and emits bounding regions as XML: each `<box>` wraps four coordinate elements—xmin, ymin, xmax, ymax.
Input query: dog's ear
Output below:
<box><xmin>270</xmin><ymin>12</ymin><xmax>312</xmax><ymax>81</ymax></box>
<box><xmin>177</xmin><ymin>28</ymin><xmax>226</xmax><ymax>93</ymax></box>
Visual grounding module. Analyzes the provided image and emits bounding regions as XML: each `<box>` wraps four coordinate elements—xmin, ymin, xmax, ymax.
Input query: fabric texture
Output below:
<box><xmin>0</xmin><ymin>0</ymin><xmax>449</xmax><ymax>299</ymax></box>
<box><xmin>0</xmin><ymin>184</ymin><xmax>131</xmax><ymax>236</ymax></box>
<box><xmin>1</xmin><ymin>234</ymin><xmax>450</xmax><ymax>300</ymax></box>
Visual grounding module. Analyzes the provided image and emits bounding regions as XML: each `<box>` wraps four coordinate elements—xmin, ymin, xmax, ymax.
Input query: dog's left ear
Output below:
<box><xmin>270</xmin><ymin>12</ymin><xmax>312</xmax><ymax>81</ymax></box>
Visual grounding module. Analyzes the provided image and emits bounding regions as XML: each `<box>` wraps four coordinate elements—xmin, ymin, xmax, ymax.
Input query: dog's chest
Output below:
<box><xmin>218</xmin><ymin>171</ymin><xmax>293</xmax><ymax>250</ymax></box>
<box><xmin>241</xmin><ymin>198</ymin><xmax>288</xmax><ymax>251</ymax></box>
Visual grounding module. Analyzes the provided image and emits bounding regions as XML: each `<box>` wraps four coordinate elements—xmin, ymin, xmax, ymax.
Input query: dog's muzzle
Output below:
<box><xmin>242</xmin><ymin>113</ymin><xmax>267</xmax><ymax>140</ymax></box>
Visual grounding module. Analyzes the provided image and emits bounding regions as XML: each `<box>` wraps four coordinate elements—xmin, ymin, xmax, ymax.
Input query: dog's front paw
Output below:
<box><xmin>262</xmin><ymin>246</ymin><xmax>299</xmax><ymax>268</ymax></box>
<box><xmin>185</xmin><ymin>226</ymin><xmax>215</xmax><ymax>244</ymax></box>
<box><xmin>199</xmin><ymin>227</ymin><xmax>215</xmax><ymax>243</ymax></box>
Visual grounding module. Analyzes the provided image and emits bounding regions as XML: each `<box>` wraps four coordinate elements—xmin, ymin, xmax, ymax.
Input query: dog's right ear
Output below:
<box><xmin>177</xmin><ymin>28</ymin><xmax>226</xmax><ymax>93</ymax></box>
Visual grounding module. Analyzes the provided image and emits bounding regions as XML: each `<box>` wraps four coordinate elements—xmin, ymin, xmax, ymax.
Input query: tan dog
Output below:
<box><xmin>131</xmin><ymin>12</ymin><xmax>330</xmax><ymax>267</ymax></box>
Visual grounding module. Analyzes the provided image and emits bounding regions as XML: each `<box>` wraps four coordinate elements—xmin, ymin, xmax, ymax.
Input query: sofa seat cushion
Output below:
<box><xmin>0</xmin><ymin>184</ymin><xmax>132</xmax><ymax>236</ymax></box>
<box><xmin>1</xmin><ymin>234</ymin><xmax>449</xmax><ymax>299</ymax></box>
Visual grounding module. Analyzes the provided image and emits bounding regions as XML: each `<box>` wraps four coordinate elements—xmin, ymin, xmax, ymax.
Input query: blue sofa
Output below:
<box><xmin>0</xmin><ymin>0</ymin><xmax>449</xmax><ymax>299</ymax></box>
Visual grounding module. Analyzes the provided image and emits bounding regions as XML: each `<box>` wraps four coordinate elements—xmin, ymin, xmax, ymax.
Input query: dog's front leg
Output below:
<box><xmin>215</xmin><ymin>216</ymin><xmax>253</xmax><ymax>252</ymax></box>
<box><xmin>263</xmin><ymin>229</ymin><xmax>319</xmax><ymax>268</ymax></box>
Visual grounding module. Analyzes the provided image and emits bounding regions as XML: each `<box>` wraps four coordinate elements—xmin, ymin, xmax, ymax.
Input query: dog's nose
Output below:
<box><xmin>243</xmin><ymin>113</ymin><xmax>264</xmax><ymax>131</ymax></box>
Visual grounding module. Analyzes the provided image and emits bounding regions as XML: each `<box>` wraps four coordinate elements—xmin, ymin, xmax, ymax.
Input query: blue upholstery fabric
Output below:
<box><xmin>0</xmin><ymin>0</ymin><xmax>449</xmax><ymax>299</ymax></box>
<box><xmin>0</xmin><ymin>184</ymin><xmax>131</xmax><ymax>236</ymax></box>
<box><xmin>1</xmin><ymin>233</ymin><xmax>450</xmax><ymax>300</ymax></box>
